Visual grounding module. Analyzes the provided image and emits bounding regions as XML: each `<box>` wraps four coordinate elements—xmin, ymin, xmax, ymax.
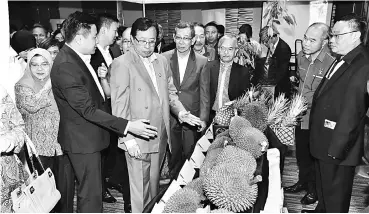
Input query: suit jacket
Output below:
<box><xmin>110</xmin><ymin>47</ymin><xmax>186</xmax><ymax>153</ymax></box>
<box><xmin>162</xmin><ymin>49</ymin><xmax>210</xmax><ymax>123</ymax></box>
<box><xmin>50</xmin><ymin>45</ymin><xmax>128</xmax><ymax>154</ymax></box>
<box><xmin>90</xmin><ymin>47</ymin><xmax>114</xmax><ymax>72</ymax></box>
<box><xmin>310</xmin><ymin>44</ymin><xmax>369</xmax><ymax>166</ymax></box>
<box><xmin>209</xmin><ymin>60</ymin><xmax>251</xmax><ymax>110</ymax></box>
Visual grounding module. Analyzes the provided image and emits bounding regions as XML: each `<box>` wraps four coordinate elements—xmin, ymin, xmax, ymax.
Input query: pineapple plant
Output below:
<box><xmin>214</xmin><ymin>105</ymin><xmax>235</xmax><ymax>126</ymax></box>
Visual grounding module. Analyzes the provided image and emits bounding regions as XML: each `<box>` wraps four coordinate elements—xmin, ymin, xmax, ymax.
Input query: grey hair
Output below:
<box><xmin>174</xmin><ymin>21</ymin><xmax>195</xmax><ymax>38</ymax></box>
<box><xmin>218</xmin><ymin>34</ymin><xmax>238</xmax><ymax>47</ymax></box>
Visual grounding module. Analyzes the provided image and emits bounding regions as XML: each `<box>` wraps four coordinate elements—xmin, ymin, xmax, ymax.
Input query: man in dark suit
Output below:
<box><xmin>89</xmin><ymin>13</ymin><xmax>131</xmax><ymax>209</ymax></box>
<box><xmin>257</xmin><ymin>25</ymin><xmax>292</xmax><ymax>99</ymax></box>
<box><xmin>51</xmin><ymin>11</ymin><xmax>158</xmax><ymax>213</ymax></box>
<box><xmin>162</xmin><ymin>21</ymin><xmax>210</xmax><ymax>179</ymax></box>
<box><xmin>302</xmin><ymin>14</ymin><xmax>369</xmax><ymax>213</ymax></box>
<box><xmin>209</xmin><ymin>34</ymin><xmax>251</xmax><ymax>122</ymax></box>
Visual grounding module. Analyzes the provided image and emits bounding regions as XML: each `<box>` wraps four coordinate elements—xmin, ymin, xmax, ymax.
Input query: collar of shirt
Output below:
<box><xmin>273</xmin><ymin>37</ymin><xmax>279</xmax><ymax>51</ymax></box>
<box><xmin>303</xmin><ymin>44</ymin><xmax>330</xmax><ymax>63</ymax></box>
<box><xmin>65</xmin><ymin>43</ymin><xmax>91</xmax><ymax>64</ymax></box>
<box><xmin>177</xmin><ymin>50</ymin><xmax>190</xmax><ymax>60</ymax></box>
<box><xmin>139</xmin><ymin>52</ymin><xmax>157</xmax><ymax>64</ymax></box>
<box><xmin>220</xmin><ymin>61</ymin><xmax>233</xmax><ymax>68</ymax></box>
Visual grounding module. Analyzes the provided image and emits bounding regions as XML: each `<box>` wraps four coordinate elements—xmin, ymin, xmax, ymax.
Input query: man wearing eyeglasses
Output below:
<box><xmin>304</xmin><ymin>14</ymin><xmax>369</xmax><ymax>213</ymax></box>
<box><xmin>284</xmin><ymin>23</ymin><xmax>334</xmax><ymax>207</ymax></box>
<box><xmin>208</xmin><ymin>34</ymin><xmax>251</xmax><ymax>123</ymax></box>
<box><xmin>162</xmin><ymin>21</ymin><xmax>210</xmax><ymax>180</ymax></box>
<box><xmin>110</xmin><ymin>17</ymin><xmax>202</xmax><ymax>213</ymax></box>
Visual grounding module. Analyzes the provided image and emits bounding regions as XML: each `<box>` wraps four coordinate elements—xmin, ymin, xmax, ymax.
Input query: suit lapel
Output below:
<box><xmin>181</xmin><ymin>50</ymin><xmax>196</xmax><ymax>87</ymax></box>
<box><xmin>153</xmin><ymin>58</ymin><xmax>164</xmax><ymax>103</ymax></box>
<box><xmin>170</xmin><ymin>51</ymin><xmax>180</xmax><ymax>89</ymax></box>
<box><xmin>316</xmin><ymin>62</ymin><xmax>349</xmax><ymax>99</ymax></box>
<box><xmin>228</xmin><ymin>63</ymin><xmax>238</xmax><ymax>96</ymax></box>
<box><xmin>212</xmin><ymin>60</ymin><xmax>221</xmax><ymax>93</ymax></box>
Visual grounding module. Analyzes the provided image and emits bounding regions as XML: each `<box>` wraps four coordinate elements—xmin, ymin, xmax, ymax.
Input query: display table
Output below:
<box><xmin>143</xmin><ymin>125</ymin><xmax>287</xmax><ymax>213</ymax></box>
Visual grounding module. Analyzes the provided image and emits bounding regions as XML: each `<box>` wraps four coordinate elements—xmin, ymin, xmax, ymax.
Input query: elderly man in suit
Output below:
<box><xmin>302</xmin><ymin>14</ymin><xmax>369</xmax><ymax>213</ymax></box>
<box><xmin>110</xmin><ymin>17</ymin><xmax>201</xmax><ymax>213</ymax></box>
<box><xmin>209</xmin><ymin>34</ymin><xmax>251</xmax><ymax>122</ymax></box>
<box><xmin>162</xmin><ymin>21</ymin><xmax>210</xmax><ymax>179</ymax></box>
<box><xmin>51</xmin><ymin>12</ymin><xmax>158</xmax><ymax>212</ymax></box>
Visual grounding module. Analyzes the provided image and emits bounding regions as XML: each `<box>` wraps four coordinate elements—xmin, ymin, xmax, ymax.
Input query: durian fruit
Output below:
<box><xmin>203</xmin><ymin>163</ymin><xmax>258</xmax><ymax>212</ymax></box>
<box><xmin>214</xmin><ymin>105</ymin><xmax>235</xmax><ymax>126</ymax></box>
<box><xmin>200</xmin><ymin>148</ymin><xmax>223</xmax><ymax>177</ymax></box>
<box><xmin>233</xmin><ymin>126</ymin><xmax>269</xmax><ymax>159</ymax></box>
<box><xmin>208</xmin><ymin>136</ymin><xmax>231</xmax><ymax>151</ymax></box>
<box><xmin>163</xmin><ymin>188</ymin><xmax>202</xmax><ymax>213</ymax></box>
<box><xmin>215</xmin><ymin>146</ymin><xmax>257</xmax><ymax>172</ymax></box>
<box><xmin>239</xmin><ymin>101</ymin><xmax>268</xmax><ymax>132</ymax></box>
<box><xmin>183</xmin><ymin>177</ymin><xmax>206</xmax><ymax>200</ymax></box>
<box><xmin>211</xmin><ymin>208</ymin><xmax>234</xmax><ymax>213</ymax></box>
<box><xmin>229</xmin><ymin>116</ymin><xmax>252</xmax><ymax>140</ymax></box>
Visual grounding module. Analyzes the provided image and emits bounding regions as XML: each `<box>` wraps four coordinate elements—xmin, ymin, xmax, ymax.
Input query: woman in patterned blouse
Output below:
<box><xmin>0</xmin><ymin>85</ymin><xmax>27</xmax><ymax>213</ymax></box>
<box><xmin>14</xmin><ymin>49</ymin><xmax>63</xmax><ymax>203</ymax></box>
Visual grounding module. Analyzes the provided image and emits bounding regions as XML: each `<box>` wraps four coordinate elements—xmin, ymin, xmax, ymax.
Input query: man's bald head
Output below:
<box><xmin>302</xmin><ymin>22</ymin><xmax>329</xmax><ymax>55</ymax></box>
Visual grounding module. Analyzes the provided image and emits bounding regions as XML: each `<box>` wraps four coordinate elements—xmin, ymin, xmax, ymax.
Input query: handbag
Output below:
<box><xmin>11</xmin><ymin>133</ymin><xmax>61</xmax><ymax>213</ymax></box>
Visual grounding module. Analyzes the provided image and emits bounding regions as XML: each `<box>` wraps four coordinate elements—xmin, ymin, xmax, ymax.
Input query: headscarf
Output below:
<box><xmin>17</xmin><ymin>48</ymin><xmax>53</xmax><ymax>93</ymax></box>
<box><xmin>10</xmin><ymin>30</ymin><xmax>36</xmax><ymax>54</ymax></box>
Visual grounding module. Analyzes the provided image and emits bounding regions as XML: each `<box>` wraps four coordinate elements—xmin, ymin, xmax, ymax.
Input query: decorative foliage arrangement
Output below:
<box><xmin>234</xmin><ymin>40</ymin><xmax>260</xmax><ymax>69</ymax></box>
<box><xmin>263</xmin><ymin>0</ymin><xmax>297</xmax><ymax>36</ymax></box>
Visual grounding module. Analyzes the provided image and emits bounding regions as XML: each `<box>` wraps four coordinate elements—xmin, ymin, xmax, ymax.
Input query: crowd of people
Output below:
<box><xmin>1</xmin><ymin>8</ymin><xmax>369</xmax><ymax>213</ymax></box>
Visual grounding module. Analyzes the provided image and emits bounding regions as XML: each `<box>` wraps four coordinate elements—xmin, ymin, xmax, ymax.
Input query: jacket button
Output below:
<box><xmin>138</xmin><ymin>88</ymin><xmax>141</xmax><ymax>91</ymax></box>
<box><xmin>145</xmin><ymin>106</ymin><xmax>148</xmax><ymax>109</ymax></box>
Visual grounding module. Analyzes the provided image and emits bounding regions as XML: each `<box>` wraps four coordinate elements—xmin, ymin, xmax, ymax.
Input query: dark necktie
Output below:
<box><xmin>317</xmin><ymin>58</ymin><xmax>341</xmax><ymax>96</ymax></box>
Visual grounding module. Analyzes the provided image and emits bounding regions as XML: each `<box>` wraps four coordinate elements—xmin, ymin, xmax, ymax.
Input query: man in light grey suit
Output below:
<box><xmin>162</xmin><ymin>21</ymin><xmax>210</xmax><ymax>179</ymax></box>
<box><xmin>110</xmin><ymin>17</ymin><xmax>201</xmax><ymax>213</ymax></box>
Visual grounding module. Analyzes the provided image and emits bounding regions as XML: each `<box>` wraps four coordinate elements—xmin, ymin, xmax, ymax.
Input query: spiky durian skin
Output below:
<box><xmin>211</xmin><ymin>208</ymin><xmax>234</xmax><ymax>213</ymax></box>
<box><xmin>239</xmin><ymin>101</ymin><xmax>268</xmax><ymax>132</ymax></box>
<box><xmin>183</xmin><ymin>177</ymin><xmax>206</xmax><ymax>200</ymax></box>
<box><xmin>215</xmin><ymin>146</ymin><xmax>257</xmax><ymax>173</ymax></box>
<box><xmin>232</xmin><ymin>126</ymin><xmax>269</xmax><ymax>159</ymax></box>
<box><xmin>200</xmin><ymin>148</ymin><xmax>223</xmax><ymax>177</ymax></box>
<box><xmin>214</xmin><ymin>105</ymin><xmax>235</xmax><ymax>126</ymax></box>
<box><xmin>208</xmin><ymin>136</ymin><xmax>231</xmax><ymax>151</ymax></box>
<box><xmin>203</xmin><ymin>163</ymin><xmax>258</xmax><ymax>212</ymax></box>
<box><xmin>163</xmin><ymin>188</ymin><xmax>202</xmax><ymax>213</ymax></box>
<box><xmin>229</xmin><ymin>116</ymin><xmax>252</xmax><ymax>140</ymax></box>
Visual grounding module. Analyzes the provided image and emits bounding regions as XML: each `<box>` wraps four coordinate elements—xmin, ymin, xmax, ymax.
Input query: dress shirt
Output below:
<box><xmin>65</xmin><ymin>44</ymin><xmax>105</xmax><ymax>100</ymax></box>
<box><xmin>177</xmin><ymin>50</ymin><xmax>190</xmax><ymax>84</ymax></box>
<box><xmin>97</xmin><ymin>44</ymin><xmax>113</xmax><ymax>67</ymax></box>
<box><xmin>139</xmin><ymin>54</ymin><xmax>160</xmax><ymax>97</ymax></box>
<box><xmin>326</xmin><ymin>59</ymin><xmax>345</xmax><ymax>79</ymax></box>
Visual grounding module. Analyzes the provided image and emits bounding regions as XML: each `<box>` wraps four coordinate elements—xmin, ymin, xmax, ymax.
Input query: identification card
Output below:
<box><xmin>324</xmin><ymin>119</ymin><xmax>336</xmax><ymax>130</ymax></box>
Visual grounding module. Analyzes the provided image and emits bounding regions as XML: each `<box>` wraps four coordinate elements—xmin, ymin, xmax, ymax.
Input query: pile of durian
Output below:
<box><xmin>163</xmin><ymin>98</ymin><xmax>269</xmax><ymax>213</ymax></box>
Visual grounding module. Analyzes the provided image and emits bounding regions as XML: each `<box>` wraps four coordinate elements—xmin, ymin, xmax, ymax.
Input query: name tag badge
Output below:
<box><xmin>324</xmin><ymin>119</ymin><xmax>336</xmax><ymax>130</ymax></box>
<box><xmin>313</xmin><ymin>74</ymin><xmax>323</xmax><ymax>79</ymax></box>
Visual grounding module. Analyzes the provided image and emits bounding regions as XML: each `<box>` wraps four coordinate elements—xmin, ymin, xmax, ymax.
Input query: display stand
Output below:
<box><xmin>143</xmin><ymin>124</ymin><xmax>287</xmax><ymax>213</ymax></box>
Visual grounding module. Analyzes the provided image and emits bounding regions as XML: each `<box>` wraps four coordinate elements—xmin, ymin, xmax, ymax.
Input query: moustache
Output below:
<box><xmin>194</xmin><ymin>41</ymin><xmax>204</xmax><ymax>46</ymax></box>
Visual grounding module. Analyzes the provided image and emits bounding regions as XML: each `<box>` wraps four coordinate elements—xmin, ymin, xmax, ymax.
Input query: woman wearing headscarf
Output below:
<box><xmin>14</xmin><ymin>49</ymin><xmax>63</xmax><ymax>202</ymax></box>
<box><xmin>0</xmin><ymin>84</ymin><xmax>27</xmax><ymax>213</ymax></box>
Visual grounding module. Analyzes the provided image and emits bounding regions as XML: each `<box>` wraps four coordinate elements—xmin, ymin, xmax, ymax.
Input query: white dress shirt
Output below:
<box><xmin>97</xmin><ymin>44</ymin><xmax>113</xmax><ymax>67</ymax></box>
<box><xmin>177</xmin><ymin>51</ymin><xmax>190</xmax><ymax>84</ymax></box>
<box><xmin>65</xmin><ymin>44</ymin><xmax>105</xmax><ymax>100</ymax></box>
<box><xmin>218</xmin><ymin>62</ymin><xmax>233</xmax><ymax>109</ymax></box>
<box><xmin>326</xmin><ymin>60</ymin><xmax>345</xmax><ymax>79</ymax></box>
<box><xmin>139</xmin><ymin>54</ymin><xmax>160</xmax><ymax>97</ymax></box>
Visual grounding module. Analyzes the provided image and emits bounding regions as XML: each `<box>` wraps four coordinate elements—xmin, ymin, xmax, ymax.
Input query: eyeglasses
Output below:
<box><xmin>174</xmin><ymin>36</ymin><xmax>192</xmax><ymax>42</ymax></box>
<box><xmin>134</xmin><ymin>37</ymin><xmax>156</xmax><ymax>46</ymax></box>
<box><xmin>219</xmin><ymin>46</ymin><xmax>236</xmax><ymax>53</ymax></box>
<box><xmin>329</xmin><ymin>31</ymin><xmax>358</xmax><ymax>39</ymax></box>
<box><xmin>30</xmin><ymin>63</ymin><xmax>50</xmax><ymax>70</ymax></box>
<box><xmin>195</xmin><ymin>35</ymin><xmax>205</xmax><ymax>40</ymax></box>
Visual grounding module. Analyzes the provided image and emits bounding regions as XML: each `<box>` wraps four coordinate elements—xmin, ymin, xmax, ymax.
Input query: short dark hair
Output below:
<box><xmin>217</xmin><ymin>24</ymin><xmax>225</xmax><ymax>35</ymax></box>
<box><xmin>193</xmin><ymin>22</ymin><xmax>205</xmax><ymax>29</ymax></box>
<box><xmin>39</xmin><ymin>37</ymin><xmax>63</xmax><ymax>50</ymax></box>
<box><xmin>63</xmin><ymin>11</ymin><xmax>97</xmax><ymax>44</ymax></box>
<box><xmin>175</xmin><ymin>21</ymin><xmax>195</xmax><ymax>38</ymax></box>
<box><xmin>131</xmin><ymin>17</ymin><xmax>158</xmax><ymax>38</ymax></box>
<box><xmin>337</xmin><ymin>13</ymin><xmax>367</xmax><ymax>42</ymax></box>
<box><xmin>96</xmin><ymin>13</ymin><xmax>119</xmax><ymax>33</ymax></box>
<box><xmin>205</xmin><ymin>21</ymin><xmax>218</xmax><ymax>32</ymax></box>
<box><xmin>52</xmin><ymin>29</ymin><xmax>62</xmax><ymax>38</ymax></box>
<box><xmin>117</xmin><ymin>26</ymin><xmax>128</xmax><ymax>38</ymax></box>
<box><xmin>32</xmin><ymin>23</ymin><xmax>47</xmax><ymax>33</ymax></box>
<box><xmin>239</xmin><ymin>24</ymin><xmax>253</xmax><ymax>39</ymax></box>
